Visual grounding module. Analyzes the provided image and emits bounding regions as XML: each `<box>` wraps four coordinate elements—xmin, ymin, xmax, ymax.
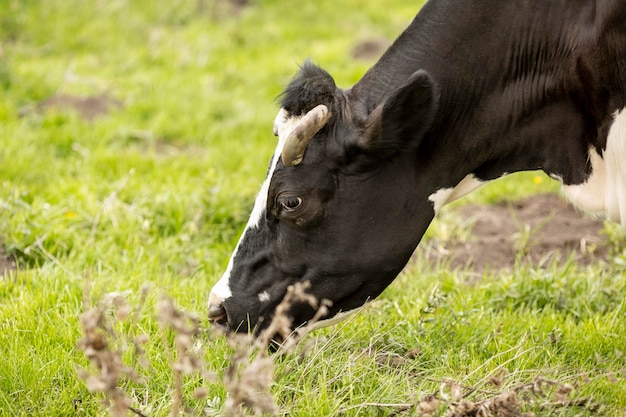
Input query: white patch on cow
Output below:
<box><xmin>428</xmin><ymin>174</ymin><xmax>486</xmax><ymax>212</ymax></box>
<box><xmin>209</xmin><ymin>265</ymin><xmax>233</xmax><ymax>305</ymax></box>
<box><xmin>208</xmin><ymin>109</ymin><xmax>303</xmax><ymax>307</ymax></box>
<box><xmin>248</xmin><ymin>109</ymin><xmax>303</xmax><ymax>229</ymax></box>
<box><xmin>562</xmin><ymin>108</ymin><xmax>626</xmax><ymax>225</ymax></box>
<box><xmin>560</xmin><ymin>149</ymin><xmax>606</xmax><ymax>213</ymax></box>
<box><xmin>258</xmin><ymin>291</ymin><xmax>270</xmax><ymax>303</ymax></box>
<box><xmin>549</xmin><ymin>173</ymin><xmax>563</xmax><ymax>183</ymax></box>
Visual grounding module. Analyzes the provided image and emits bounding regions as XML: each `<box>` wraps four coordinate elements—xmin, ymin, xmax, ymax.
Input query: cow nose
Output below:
<box><xmin>208</xmin><ymin>304</ymin><xmax>228</xmax><ymax>326</ymax></box>
<box><xmin>207</xmin><ymin>293</ymin><xmax>229</xmax><ymax>330</ymax></box>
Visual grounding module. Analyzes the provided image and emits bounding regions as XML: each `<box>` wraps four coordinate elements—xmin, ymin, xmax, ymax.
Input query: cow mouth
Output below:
<box><xmin>208</xmin><ymin>279</ymin><xmax>373</xmax><ymax>342</ymax></box>
<box><xmin>207</xmin><ymin>303</ymin><xmax>230</xmax><ymax>332</ymax></box>
<box><xmin>282</xmin><ymin>282</ymin><xmax>372</xmax><ymax>333</ymax></box>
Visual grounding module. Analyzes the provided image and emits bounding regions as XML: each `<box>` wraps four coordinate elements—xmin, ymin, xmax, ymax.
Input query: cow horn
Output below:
<box><xmin>281</xmin><ymin>104</ymin><xmax>331</xmax><ymax>166</ymax></box>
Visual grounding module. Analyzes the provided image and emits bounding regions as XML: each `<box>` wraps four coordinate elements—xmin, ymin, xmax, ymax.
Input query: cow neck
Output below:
<box><xmin>354</xmin><ymin>0</ymin><xmax>626</xmax><ymax>188</ymax></box>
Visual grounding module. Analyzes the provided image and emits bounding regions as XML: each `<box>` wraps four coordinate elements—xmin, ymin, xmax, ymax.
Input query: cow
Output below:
<box><xmin>208</xmin><ymin>0</ymin><xmax>626</xmax><ymax>339</ymax></box>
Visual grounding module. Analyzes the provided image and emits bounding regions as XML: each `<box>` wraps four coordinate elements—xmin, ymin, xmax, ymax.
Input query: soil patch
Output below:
<box><xmin>422</xmin><ymin>194</ymin><xmax>610</xmax><ymax>273</ymax></box>
<box><xmin>0</xmin><ymin>245</ymin><xmax>17</xmax><ymax>277</ymax></box>
<box><xmin>37</xmin><ymin>93</ymin><xmax>122</xmax><ymax>121</ymax></box>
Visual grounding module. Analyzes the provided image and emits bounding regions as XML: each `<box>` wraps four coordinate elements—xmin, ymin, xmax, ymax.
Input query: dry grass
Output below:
<box><xmin>78</xmin><ymin>281</ymin><xmax>332</xmax><ymax>416</ymax></box>
<box><xmin>77</xmin><ymin>281</ymin><xmax>609</xmax><ymax>417</ymax></box>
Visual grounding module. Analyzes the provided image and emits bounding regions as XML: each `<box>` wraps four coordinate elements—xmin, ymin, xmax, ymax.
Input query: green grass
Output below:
<box><xmin>1</xmin><ymin>0</ymin><xmax>625</xmax><ymax>415</ymax></box>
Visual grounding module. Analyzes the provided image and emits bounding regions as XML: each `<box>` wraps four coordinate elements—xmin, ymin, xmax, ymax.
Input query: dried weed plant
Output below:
<box><xmin>78</xmin><ymin>280</ymin><xmax>616</xmax><ymax>416</ymax></box>
<box><xmin>340</xmin><ymin>376</ymin><xmax>604</xmax><ymax>416</ymax></box>
<box><xmin>78</xmin><ymin>281</ymin><xmax>219</xmax><ymax>416</ymax></box>
<box><xmin>156</xmin><ymin>295</ymin><xmax>217</xmax><ymax>416</ymax></box>
<box><xmin>77</xmin><ymin>282</ymin><xmax>149</xmax><ymax>417</ymax></box>
<box><xmin>221</xmin><ymin>281</ymin><xmax>331</xmax><ymax>417</ymax></box>
<box><xmin>417</xmin><ymin>372</ymin><xmax>604</xmax><ymax>417</ymax></box>
<box><xmin>342</xmin><ymin>360</ymin><xmax>615</xmax><ymax>416</ymax></box>
<box><xmin>77</xmin><ymin>280</ymin><xmax>330</xmax><ymax>417</ymax></box>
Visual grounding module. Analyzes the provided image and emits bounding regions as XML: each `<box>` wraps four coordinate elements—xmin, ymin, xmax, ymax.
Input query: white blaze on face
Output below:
<box><xmin>247</xmin><ymin>109</ymin><xmax>303</xmax><ymax>228</ymax></box>
<box><xmin>428</xmin><ymin>174</ymin><xmax>487</xmax><ymax>212</ymax></box>
<box><xmin>208</xmin><ymin>109</ymin><xmax>303</xmax><ymax>306</ymax></box>
<box><xmin>562</xmin><ymin>108</ymin><xmax>626</xmax><ymax>225</ymax></box>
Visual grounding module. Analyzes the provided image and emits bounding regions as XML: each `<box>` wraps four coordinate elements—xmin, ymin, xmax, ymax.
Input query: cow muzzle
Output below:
<box><xmin>207</xmin><ymin>293</ymin><xmax>229</xmax><ymax>332</ymax></box>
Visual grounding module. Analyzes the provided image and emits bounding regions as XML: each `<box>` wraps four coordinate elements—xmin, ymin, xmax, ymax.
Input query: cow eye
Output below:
<box><xmin>280</xmin><ymin>197</ymin><xmax>303</xmax><ymax>211</ymax></box>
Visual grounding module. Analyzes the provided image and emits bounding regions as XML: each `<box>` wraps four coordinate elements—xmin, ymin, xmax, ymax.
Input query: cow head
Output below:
<box><xmin>208</xmin><ymin>62</ymin><xmax>443</xmax><ymax>338</ymax></box>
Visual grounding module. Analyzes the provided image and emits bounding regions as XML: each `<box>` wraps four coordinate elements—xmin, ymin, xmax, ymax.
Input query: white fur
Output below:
<box><xmin>562</xmin><ymin>108</ymin><xmax>626</xmax><ymax>225</ymax></box>
<box><xmin>209</xmin><ymin>273</ymin><xmax>233</xmax><ymax>303</ymax></box>
<box><xmin>208</xmin><ymin>109</ymin><xmax>301</xmax><ymax>306</ymax></box>
<box><xmin>248</xmin><ymin>109</ymin><xmax>301</xmax><ymax>229</ymax></box>
<box><xmin>258</xmin><ymin>291</ymin><xmax>271</xmax><ymax>303</ymax></box>
<box><xmin>428</xmin><ymin>174</ymin><xmax>486</xmax><ymax>212</ymax></box>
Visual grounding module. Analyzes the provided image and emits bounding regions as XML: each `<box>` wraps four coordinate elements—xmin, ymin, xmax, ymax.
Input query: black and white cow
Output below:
<box><xmin>208</xmin><ymin>0</ymin><xmax>626</xmax><ymax>337</ymax></box>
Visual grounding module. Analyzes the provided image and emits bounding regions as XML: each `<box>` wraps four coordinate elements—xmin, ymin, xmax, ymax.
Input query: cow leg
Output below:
<box><xmin>562</xmin><ymin>108</ymin><xmax>626</xmax><ymax>225</ymax></box>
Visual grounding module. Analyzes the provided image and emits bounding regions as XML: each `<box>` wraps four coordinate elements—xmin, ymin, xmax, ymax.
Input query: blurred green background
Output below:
<box><xmin>2</xmin><ymin>1</ymin><xmax>623</xmax><ymax>416</ymax></box>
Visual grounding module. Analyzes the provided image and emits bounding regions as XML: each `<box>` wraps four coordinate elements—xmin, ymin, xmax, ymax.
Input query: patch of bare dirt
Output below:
<box><xmin>0</xmin><ymin>245</ymin><xmax>17</xmax><ymax>277</ymax></box>
<box><xmin>422</xmin><ymin>194</ymin><xmax>609</xmax><ymax>273</ymax></box>
<box><xmin>36</xmin><ymin>93</ymin><xmax>122</xmax><ymax>121</ymax></box>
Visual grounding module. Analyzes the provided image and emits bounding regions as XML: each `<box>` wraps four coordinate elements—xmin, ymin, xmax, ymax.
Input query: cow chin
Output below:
<box><xmin>274</xmin><ymin>280</ymin><xmax>386</xmax><ymax>338</ymax></box>
<box><xmin>254</xmin><ymin>300</ymin><xmax>362</xmax><ymax>349</ymax></box>
<box><xmin>227</xmin><ymin>285</ymin><xmax>364</xmax><ymax>340</ymax></box>
<box><xmin>262</xmin><ymin>308</ymin><xmax>360</xmax><ymax>352</ymax></box>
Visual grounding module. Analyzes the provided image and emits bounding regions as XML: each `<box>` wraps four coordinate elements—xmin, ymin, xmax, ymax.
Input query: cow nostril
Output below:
<box><xmin>208</xmin><ymin>303</ymin><xmax>228</xmax><ymax>328</ymax></box>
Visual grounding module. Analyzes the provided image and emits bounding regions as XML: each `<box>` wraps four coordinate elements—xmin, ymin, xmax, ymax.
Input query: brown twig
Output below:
<box><xmin>129</xmin><ymin>406</ymin><xmax>150</xmax><ymax>417</ymax></box>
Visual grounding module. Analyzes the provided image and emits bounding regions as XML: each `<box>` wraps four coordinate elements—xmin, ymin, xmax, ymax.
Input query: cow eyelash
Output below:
<box><xmin>280</xmin><ymin>197</ymin><xmax>303</xmax><ymax>212</ymax></box>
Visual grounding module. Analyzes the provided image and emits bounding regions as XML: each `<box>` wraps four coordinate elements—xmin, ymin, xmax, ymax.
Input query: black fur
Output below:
<box><xmin>279</xmin><ymin>60</ymin><xmax>338</xmax><ymax>116</ymax></box>
<box><xmin>211</xmin><ymin>0</ymin><xmax>626</xmax><ymax>339</ymax></box>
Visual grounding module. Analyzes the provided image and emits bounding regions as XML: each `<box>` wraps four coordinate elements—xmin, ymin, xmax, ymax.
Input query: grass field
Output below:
<box><xmin>1</xmin><ymin>1</ymin><xmax>625</xmax><ymax>415</ymax></box>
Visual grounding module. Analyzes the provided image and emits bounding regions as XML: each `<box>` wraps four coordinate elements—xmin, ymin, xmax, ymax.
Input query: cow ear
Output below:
<box><xmin>360</xmin><ymin>70</ymin><xmax>438</xmax><ymax>156</ymax></box>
